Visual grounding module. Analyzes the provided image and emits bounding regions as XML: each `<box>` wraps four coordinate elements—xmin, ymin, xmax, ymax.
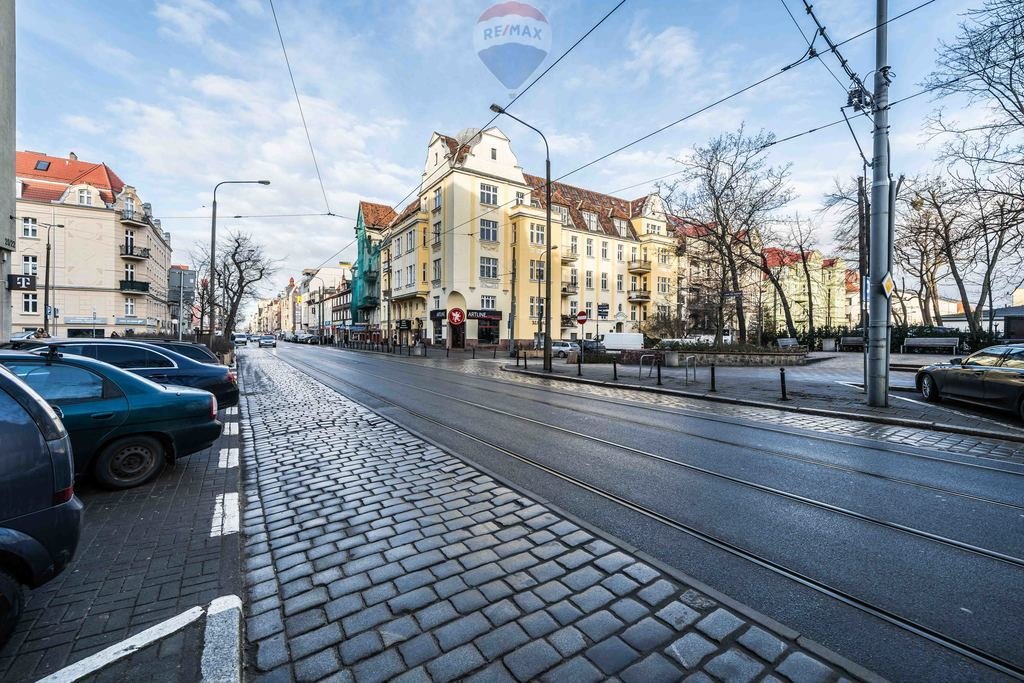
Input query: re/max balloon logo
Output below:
<box><xmin>474</xmin><ymin>2</ymin><xmax>551</xmax><ymax>91</ymax></box>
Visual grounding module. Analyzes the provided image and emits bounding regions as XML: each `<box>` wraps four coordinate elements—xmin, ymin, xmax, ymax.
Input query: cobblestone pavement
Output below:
<box><xmin>239</xmin><ymin>350</ymin><xmax>874</xmax><ymax>682</ymax></box>
<box><xmin>317</xmin><ymin>346</ymin><xmax>1024</xmax><ymax>464</ymax></box>
<box><xmin>0</xmin><ymin>410</ymin><xmax>242</xmax><ymax>682</ymax></box>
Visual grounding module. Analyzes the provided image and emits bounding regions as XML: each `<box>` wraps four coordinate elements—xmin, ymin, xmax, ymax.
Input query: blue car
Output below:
<box><xmin>22</xmin><ymin>340</ymin><xmax>239</xmax><ymax>408</ymax></box>
<box><xmin>0</xmin><ymin>364</ymin><xmax>82</xmax><ymax>645</ymax></box>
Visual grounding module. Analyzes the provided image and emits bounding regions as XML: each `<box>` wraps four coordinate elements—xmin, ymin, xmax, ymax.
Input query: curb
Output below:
<box><xmin>201</xmin><ymin>595</ymin><xmax>245</xmax><ymax>682</ymax></box>
<box><xmin>501</xmin><ymin>366</ymin><xmax>1024</xmax><ymax>444</ymax></box>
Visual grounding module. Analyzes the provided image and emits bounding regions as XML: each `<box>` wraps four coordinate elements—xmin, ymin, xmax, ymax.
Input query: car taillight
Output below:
<box><xmin>53</xmin><ymin>486</ymin><xmax>74</xmax><ymax>505</ymax></box>
<box><xmin>211</xmin><ymin>395</ymin><xmax>218</xmax><ymax>418</ymax></box>
<box><xmin>227</xmin><ymin>370</ymin><xmax>237</xmax><ymax>384</ymax></box>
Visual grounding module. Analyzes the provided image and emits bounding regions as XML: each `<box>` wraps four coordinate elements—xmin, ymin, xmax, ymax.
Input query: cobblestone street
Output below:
<box><xmin>239</xmin><ymin>350</ymin><xmax>874</xmax><ymax>682</ymax></box>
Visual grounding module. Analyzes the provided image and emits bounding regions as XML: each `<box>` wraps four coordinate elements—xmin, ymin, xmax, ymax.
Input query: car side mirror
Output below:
<box><xmin>949</xmin><ymin>358</ymin><xmax>962</xmax><ymax>365</ymax></box>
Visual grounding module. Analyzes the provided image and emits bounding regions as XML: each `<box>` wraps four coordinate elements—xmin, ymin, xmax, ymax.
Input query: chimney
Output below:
<box><xmin>69</xmin><ymin>152</ymin><xmax>77</xmax><ymax>161</ymax></box>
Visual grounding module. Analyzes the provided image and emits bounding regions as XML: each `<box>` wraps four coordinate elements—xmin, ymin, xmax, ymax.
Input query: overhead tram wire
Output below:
<box><xmin>778</xmin><ymin>0</ymin><xmax>848</xmax><ymax>93</ymax></box>
<box><xmin>269</xmin><ymin>0</ymin><xmax>333</xmax><ymax>215</ymax></box>
<box><xmin>156</xmin><ymin>212</ymin><xmax>357</xmax><ymax>220</ymax></box>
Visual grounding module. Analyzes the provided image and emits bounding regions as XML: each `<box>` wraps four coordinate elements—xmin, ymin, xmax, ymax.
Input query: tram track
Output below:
<box><xmin>279</xmin><ymin>349</ymin><xmax>1024</xmax><ymax>680</ymax></box>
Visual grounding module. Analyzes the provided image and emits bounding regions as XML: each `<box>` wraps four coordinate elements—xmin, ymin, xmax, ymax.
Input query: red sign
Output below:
<box><xmin>576</xmin><ymin>311</ymin><xmax>588</xmax><ymax>325</ymax></box>
<box><xmin>448</xmin><ymin>308</ymin><xmax>466</xmax><ymax>326</ymax></box>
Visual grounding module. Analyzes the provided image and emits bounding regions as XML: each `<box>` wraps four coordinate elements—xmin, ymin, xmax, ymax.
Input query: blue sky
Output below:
<box><xmin>16</xmin><ymin>0</ymin><xmax>976</xmax><ymax>295</ymax></box>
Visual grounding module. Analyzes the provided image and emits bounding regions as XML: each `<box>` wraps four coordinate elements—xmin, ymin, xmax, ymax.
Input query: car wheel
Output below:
<box><xmin>0</xmin><ymin>569</ymin><xmax>24</xmax><ymax>648</ymax></box>
<box><xmin>557</xmin><ymin>351</ymin><xmax>566</xmax><ymax>358</ymax></box>
<box><xmin>920</xmin><ymin>374</ymin><xmax>941</xmax><ymax>403</ymax></box>
<box><xmin>94</xmin><ymin>436</ymin><xmax>165</xmax><ymax>490</ymax></box>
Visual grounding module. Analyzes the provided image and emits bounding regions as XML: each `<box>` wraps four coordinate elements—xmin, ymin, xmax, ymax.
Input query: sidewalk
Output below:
<box><xmin>238</xmin><ymin>351</ymin><xmax>876</xmax><ymax>682</ymax></box>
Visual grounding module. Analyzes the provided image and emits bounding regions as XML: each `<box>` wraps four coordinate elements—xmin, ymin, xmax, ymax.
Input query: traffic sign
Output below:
<box><xmin>576</xmin><ymin>311</ymin><xmax>588</xmax><ymax>325</ymax></box>
<box><xmin>881</xmin><ymin>272</ymin><xmax>896</xmax><ymax>299</ymax></box>
<box><xmin>447</xmin><ymin>308</ymin><xmax>466</xmax><ymax>326</ymax></box>
<box><xmin>597</xmin><ymin>303</ymin><xmax>609</xmax><ymax>319</ymax></box>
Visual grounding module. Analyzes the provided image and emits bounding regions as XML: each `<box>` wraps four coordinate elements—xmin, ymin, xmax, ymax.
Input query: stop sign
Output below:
<box><xmin>576</xmin><ymin>311</ymin><xmax>588</xmax><ymax>325</ymax></box>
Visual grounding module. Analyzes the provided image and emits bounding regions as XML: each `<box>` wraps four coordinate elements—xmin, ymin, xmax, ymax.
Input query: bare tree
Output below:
<box><xmin>191</xmin><ymin>230</ymin><xmax>277</xmax><ymax>339</ymax></box>
<box><xmin>663</xmin><ymin>125</ymin><xmax>794</xmax><ymax>343</ymax></box>
<box><xmin>786</xmin><ymin>216</ymin><xmax>819</xmax><ymax>340</ymax></box>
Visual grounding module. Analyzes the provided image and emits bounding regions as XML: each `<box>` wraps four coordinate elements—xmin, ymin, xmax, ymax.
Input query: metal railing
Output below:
<box><xmin>120</xmin><ymin>244</ymin><xmax>151</xmax><ymax>259</ymax></box>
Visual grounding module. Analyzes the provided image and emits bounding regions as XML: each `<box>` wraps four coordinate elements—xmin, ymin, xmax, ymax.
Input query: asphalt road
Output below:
<box><xmin>273</xmin><ymin>343</ymin><xmax>1024</xmax><ymax>682</ymax></box>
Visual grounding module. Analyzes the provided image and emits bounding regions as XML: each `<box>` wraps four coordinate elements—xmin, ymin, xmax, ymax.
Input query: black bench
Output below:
<box><xmin>902</xmin><ymin>337</ymin><xmax>959</xmax><ymax>354</ymax></box>
<box><xmin>840</xmin><ymin>336</ymin><xmax>865</xmax><ymax>351</ymax></box>
<box><xmin>776</xmin><ymin>337</ymin><xmax>799</xmax><ymax>349</ymax></box>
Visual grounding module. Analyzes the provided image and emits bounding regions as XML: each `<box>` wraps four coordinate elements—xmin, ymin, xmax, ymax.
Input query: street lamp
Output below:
<box><xmin>209</xmin><ymin>180</ymin><xmax>270</xmax><ymax>350</ymax></box>
<box><xmin>490</xmin><ymin>104</ymin><xmax>553</xmax><ymax>372</ymax></box>
<box><xmin>309</xmin><ymin>274</ymin><xmax>326</xmax><ymax>343</ymax></box>
<box><xmin>33</xmin><ymin>221</ymin><xmax>65</xmax><ymax>336</ymax></box>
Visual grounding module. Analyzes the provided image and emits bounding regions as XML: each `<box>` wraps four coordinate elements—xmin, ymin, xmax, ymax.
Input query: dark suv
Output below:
<box><xmin>0</xmin><ymin>365</ymin><xmax>83</xmax><ymax>645</ymax></box>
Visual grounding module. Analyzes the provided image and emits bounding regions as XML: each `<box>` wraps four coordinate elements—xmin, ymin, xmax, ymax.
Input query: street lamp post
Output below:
<box><xmin>39</xmin><ymin>222</ymin><xmax>64</xmax><ymax>336</ymax></box>
<box><xmin>490</xmin><ymin>104</ymin><xmax>553</xmax><ymax>372</ymax></box>
<box><xmin>209</xmin><ymin>180</ymin><xmax>270</xmax><ymax>351</ymax></box>
<box><xmin>309</xmin><ymin>274</ymin><xmax>326</xmax><ymax>344</ymax></box>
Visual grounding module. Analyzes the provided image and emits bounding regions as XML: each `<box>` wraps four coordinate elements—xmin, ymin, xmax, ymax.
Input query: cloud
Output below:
<box><xmin>154</xmin><ymin>0</ymin><xmax>230</xmax><ymax>45</ymax></box>
<box><xmin>624</xmin><ymin>25</ymin><xmax>700</xmax><ymax>85</ymax></box>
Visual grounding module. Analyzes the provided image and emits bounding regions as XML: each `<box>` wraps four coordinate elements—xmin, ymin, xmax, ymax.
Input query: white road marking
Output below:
<box><xmin>225</xmin><ymin>406</ymin><xmax>238</xmax><ymax>415</ymax></box>
<box><xmin>210</xmin><ymin>492</ymin><xmax>240</xmax><ymax>537</ymax></box>
<box><xmin>35</xmin><ymin>606</ymin><xmax>204</xmax><ymax>683</ymax></box>
<box><xmin>218</xmin><ymin>447</ymin><xmax>239</xmax><ymax>468</ymax></box>
<box><xmin>222</xmin><ymin>422</ymin><xmax>238</xmax><ymax>435</ymax></box>
<box><xmin>834</xmin><ymin>381</ymin><xmax>1013</xmax><ymax>429</ymax></box>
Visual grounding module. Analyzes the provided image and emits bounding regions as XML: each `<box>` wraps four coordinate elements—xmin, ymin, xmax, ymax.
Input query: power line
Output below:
<box><xmin>778</xmin><ymin>0</ymin><xmax>847</xmax><ymax>93</ymax></box>
<box><xmin>157</xmin><ymin>212</ymin><xmax>356</xmax><ymax>220</ymax></box>
<box><xmin>269</xmin><ymin>0</ymin><xmax>332</xmax><ymax>214</ymax></box>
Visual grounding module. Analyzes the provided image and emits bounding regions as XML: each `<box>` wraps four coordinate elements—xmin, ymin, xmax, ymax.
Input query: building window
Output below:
<box><xmin>614</xmin><ymin>218</ymin><xmax>628</xmax><ymax>236</ymax></box>
<box><xmin>516</xmin><ymin>191</ymin><xmax>525</xmax><ymax>206</ymax></box>
<box><xmin>556</xmin><ymin>205</ymin><xmax>569</xmax><ymax>225</ymax></box>
<box><xmin>433</xmin><ymin>259</ymin><xmax>441</xmax><ymax>281</ymax></box>
<box><xmin>647</xmin><ymin>222</ymin><xmax>660</xmax><ymax>235</ymax></box>
<box><xmin>421</xmin><ymin>263</ymin><xmax>427</xmax><ymax>282</ymax></box>
<box><xmin>600</xmin><ymin>273</ymin><xmax>608</xmax><ymax>290</ymax></box>
<box><xmin>490</xmin><ymin>147</ymin><xmax>497</xmax><ymax>160</ymax></box>
<box><xmin>78</xmin><ymin>188</ymin><xmax>92</xmax><ymax>206</ymax></box>
<box><xmin>585</xmin><ymin>239</ymin><xmax>593</xmax><ymax>257</ymax></box>
<box><xmin>22</xmin><ymin>255</ymin><xmax>37</xmax><ymax>276</ymax></box>
<box><xmin>658</xmin><ymin>276</ymin><xmax>669</xmax><ymax>294</ymax></box>
<box><xmin>433</xmin><ymin>222</ymin><xmax>441</xmax><ymax>244</ymax></box>
<box><xmin>395</xmin><ymin>270</ymin><xmax>402</xmax><ymax>288</ymax></box>
<box><xmin>422</xmin><ymin>227</ymin><xmax>428</xmax><ymax>246</ymax></box>
<box><xmin>23</xmin><ymin>293</ymin><xmax>38</xmax><ymax>313</ymax></box>
<box><xmin>480</xmin><ymin>257</ymin><xmax>498</xmax><ymax>279</ymax></box>
<box><xmin>601</xmin><ymin>241</ymin><xmax>608</xmax><ymax>259</ymax></box>
<box><xmin>582</xmin><ymin>211</ymin><xmax>597</xmax><ymax>231</ymax></box>
<box><xmin>529</xmin><ymin>223</ymin><xmax>545</xmax><ymax>245</ymax></box>
<box><xmin>124</xmin><ymin>264</ymin><xmax>135</xmax><ymax>281</ymax></box>
<box><xmin>124</xmin><ymin>298</ymin><xmax>135</xmax><ymax>316</ymax></box>
<box><xmin>616</xmin><ymin>274</ymin><xmax>624</xmax><ymax>291</ymax></box>
<box><xmin>529</xmin><ymin>296</ymin><xmax>545</xmax><ymax>319</ymax></box>
<box><xmin>530</xmin><ymin>260</ymin><xmax>546</xmax><ymax>281</ymax></box>
<box><xmin>570</xmin><ymin>267</ymin><xmax>578</xmax><ymax>285</ymax></box>
<box><xmin>631</xmin><ymin>305</ymin><xmax>637</xmax><ymax>321</ymax></box>
<box><xmin>433</xmin><ymin>187</ymin><xmax>442</xmax><ymax>210</ymax></box>
<box><xmin>585</xmin><ymin>271</ymin><xmax>593</xmax><ymax>289</ymax></box>
<box><xmin>22</xmin><ymin>217</ymin><xmax>37</xmax><ymax>238</ymax></box>
<box><xmin>569</xmin><ymin>300</ymin><xmax>578</xmax><ymax>315</ymax></box>
<box><xmin>480</xmin><ymin>183</ymin><xmax>498</xmax><ymax>205</ymax></box>
<box><xmin>408</xmin><ymin>232</ymin><xmax>416</xmax><ymax>253</ymax></box>
<box><xmin>433</xmin><ymin>296</ymin><xmax>440</xmax><ymax>309</ymax></box>
<box><xmin>659</xmin><ymin>248</ymin><xmax>670</xmax><ymax>265</ymax></box>
<box><xmin>617</xmin><ymin>244</ymin><xmax>624</xmax><ymax>261</ymax></box>
<box><xmin>125</xmin><ymin>229</ymin><xmax>135</xmax><ymax>248</ymax></box>
<box><xmin>34</xmin><ymin>160</ymin><xmax>50</xmax><ymax>171</ymax></box>
<box><xmin>481</xmin><ymin>295</ymin><xmax>496</xmax><ymax>309</ymax></box>
<box><xmin>125</xmin><ymin>198</ymin><xmax>135</xmax><ymax>217</ymax></box>
<box><xmin>480</xmin><ymin>219</ymin><xmax>498</xmax><ymax>242</ymax></box>
<box><xmin>406</xmin><ymin>265</ymin><xmax>414</xmax><ymax>285</ymax></box>
<box><xmin>570</xmin><ymin>235</ymin><xmax>578</xmax><ymax>254</ymax></box>
<box><xmin>586</xmin><ymin>302</ymin><xmax>593</xmax><ymax>319</ymax></box>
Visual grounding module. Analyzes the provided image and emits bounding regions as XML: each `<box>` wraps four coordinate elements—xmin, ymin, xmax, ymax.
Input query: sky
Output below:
<box><xmin>15</xmin><ymin>0</ymin><xmax>979</xmax><ymax>300</ymax></box>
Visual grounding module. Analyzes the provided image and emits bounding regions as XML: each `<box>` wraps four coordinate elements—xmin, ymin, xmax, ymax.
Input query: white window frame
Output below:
<box><xmin>529</xmin><ymin>223</ymin><xmax>545</xmax><ymax>245</ymax></box>
<box><xmin>480</xmin><ymin>257</ymin><xmax>498</xmax><ymax>279</ymax></box>
<box><xmin>481</xmin><ymin>295</ymin><xmax>496</xmax><ymax>309</ymax></box>
<box><xmin>433</xmin><ymin>187</ymin><xmax>442</xmax><ymax>210</ymax></box>
<box><xmin>479</xmin><ymin>219</ymin><xmax>498</xmax><ymax>242</ymax></box>
<box><xmin>22</xmin><ymin>293</ymin><xmax>38</xmax><ymax>313</ymax></box>
<box><xmin>582</xmin><ymin>211</ymin><xmax>597</xmax><ymax>231</ymax></box>
<box><xmin>22</xmin><ymin>217</ymin><xmax>38</xmax><ymax>238</ymax></box>
<box><xmin>78</xmin><ymin>188</ymin><xmax>92</xmax><ymax>206</ymax></box>
<box><xmin>124</xmin><ymin>297</ymin><xmax>135</xmax><ymax>316</ymax></box>
<box><xmin>22</xmin><ymin>255</ymin><xmax>38</xmax><ymax>276</ymax></box>
<box><xmin>480</xmin><ymin>183</ymin><xmax>498</xmax><ymax>206</ymax></box>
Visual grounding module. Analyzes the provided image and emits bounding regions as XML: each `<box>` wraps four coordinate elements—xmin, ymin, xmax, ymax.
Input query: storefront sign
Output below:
<box><xmin>466</xmin><ymin>309</ymin><xmax>503</xmax><ymax>320</ymax></box>
<box><xmin>7</xmin><ymin>274</ymin><xmax>36</xmax><ymax>290</ymax></box>
<box><xmin>116</xmin><ymin>317</ymin><xmax>154</xmax><ymax>326</ymax></box>
<box><xmin>397</xmin><ymin>319</ymin><xmax>412</xmax><ymax>331</ymax></box>
<box><xmin>429</xmin><ymin>309</ymin><xmax>447</xmax><ymax>321</ymax></box>
<box><xmin>65</xmin><ymin>316</ymin><xmax>107</xmax><ymax>325</ymax></box>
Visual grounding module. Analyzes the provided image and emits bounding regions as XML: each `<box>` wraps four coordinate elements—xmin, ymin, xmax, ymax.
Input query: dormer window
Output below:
<box><xmin>491</xmin><ymin>148</ymin><xmax>497</xmax><ymax>160</ymax></box>
<box><xmin>582</xmin><ymin>211</ymin><xmax>597</xmax><ymax>231</ymax></box>
<box><xmin>555</xmin><ymin>205</ymin><xmax>569</xmax><ymax>225</ymax></box>
<box><xmin>125</xmin><ymin>198</ymin><xmax>135</xmax><ymax>218</ymax></box>
<box><xmin>614</xmin><ymin>218</ymin><xmax>627</xmax><ymax>236</ymax></box>
<box><xmin>34</xmin><ymin>160</ymin><xmax>50</xmax><ymax>171</ymax></box>
<box><xmin>78</xmin><ymin>188</ymin><xmax>92</xmax><ymax>206</ymax></box>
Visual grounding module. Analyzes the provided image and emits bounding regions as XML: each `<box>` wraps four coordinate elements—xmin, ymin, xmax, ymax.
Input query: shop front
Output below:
<box><xmin>466</xmin><ymin>309</ymin><xmax>502</xmax><ymax>346</ymax></box>
<box><xmin>429</xmin><ymin>309</ymin><xmax>446</xmax><ymax>345</ymax></box>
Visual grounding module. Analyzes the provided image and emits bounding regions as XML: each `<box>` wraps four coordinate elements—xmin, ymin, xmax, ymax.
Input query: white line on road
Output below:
<box><xmin>35</xmin><ymin>606</ymin><xmax>204</xmax><ymax>683</ymax></box>
<box><xmin>834</xmin><ymin>381</ymin><xmax>1013</xmax><ymax>429</ymax></box>
<box><xmin>218</xmin><ymin>448</ymin><xmax>239</xmax><ymax>468</ymax></box>
<box><xmin>225</xmin><ymin>406</ymin><xmax>238</xmax><ymax>415</ymax></box>
<box><xmin>222</xmin><ymin>422</ymin><xmax>238</xmax><ymax>435</ymax></box>
<box><xmin>210</xmin><ymin>492</ymin><xmax>240</xmax><ymax>537</ymax></box>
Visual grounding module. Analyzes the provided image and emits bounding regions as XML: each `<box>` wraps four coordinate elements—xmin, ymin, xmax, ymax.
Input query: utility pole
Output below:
<box><xmin>866</xmin><ymin>0</ymin><xmax>892</xmax><ymax>407</ymax></box>
<box><xmin>178</xmin><ymin>269</ymin><xmax>185</xmax><ymax>341</ymax></box>
<box><xmin>0</xmin><ymin>0</ymin><xmax>14</xmax><ymax>343</ymax></box>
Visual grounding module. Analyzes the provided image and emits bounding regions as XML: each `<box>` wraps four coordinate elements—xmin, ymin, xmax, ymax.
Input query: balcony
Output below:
<box><xmin>560</xmin><ymin>250</ymin><xmax>578</xmax><ymax>263</ymax></box>
<box><xmin>120</xmin><ymin>244</ymin><xmax>151</xmax><ymax>260</ymax></box>
<box><xmin>627</xmin><ymin>289</ymin><xmax>651</xmax><ymax>302</ymax></box>
<box><xmin>120</xmin><ymin>209</ymin><xmax>149</xmax><ymax>226</ymax></box>
<box><xmin>364</xmin><ymin>270</ymin><xmax>378</xmax><ymax>282</ymax></box>
<box><xmin>561</xmin><ymin>314</ymin><xmax>577</xmax><ymax>328</ymax></box>
<box><xmin>560</xmin><ymin>281</ymin><xmax>578</xmax><ymax>296</ymax></box>
<box><xmin>358</xmin><ymin>295</ymin><xmax>379</xmax><ymax>309</ymax></box>
<box><xmin>119</xmin><ymin>279</ymin><xmax>150</xmax><ymax>294</ymax></box>
<box><xmin>627</xmin><ymin>259</ymin><xmax>651</xmax><ymax>274</ymax></box>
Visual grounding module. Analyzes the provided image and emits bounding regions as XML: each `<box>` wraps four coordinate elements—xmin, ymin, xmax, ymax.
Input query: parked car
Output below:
<box><xmin>259</xmin><ymin>335</ymin><xmax>277</xmax><ymax>348</ymax></box>
<box><xmin>231</xmin><ymin>333</ymin><xmax>248</xmax><ymax>347</ymax></box>
<box><xmin>146</xmin><ymin>340</ymin><xmax>221</xmax><ymax>365</ymax></box>
<box><xmin>581</xmin><ymin>339</ymin><xmax>606</xmax><ymax>353</ymax></box>
<box><xmin>551</xmin><ymin>341</ymin><xmax>580</xmax><ymax>358</ymax></box>
<box><xmin>18</xmin><ymin>340</ymin><xmax>239</xmax><ymax>408</ymax></box>
<box><xmin>0</xmin><ymin>364</ymin><xmax>82</xmax><ymax>645</ymax></box>
<box><xmin>916</xmin><ymin>344</ymin><xmax>1024</xmax><ymax>421</ymax></box>
<box><xmin>0</xmin><ymin>350</ymin><xmax>222</xmax><ymax>488</ymax></box>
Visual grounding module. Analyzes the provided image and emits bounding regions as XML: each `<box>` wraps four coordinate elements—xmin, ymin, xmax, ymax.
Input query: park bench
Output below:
<box><xmin>902</xmin><ymin>337</ymin><xmax>959</xmax><ymax>354</ymax></box>
<box><xmin>777</xmin><ymin>337</ymin><xmax>799</xmax><ymax>349</ymax></box>
<box><xmin>840</xmin><ymin>336</ymin><xmax>865</xmax><ymax>351</ymax></box>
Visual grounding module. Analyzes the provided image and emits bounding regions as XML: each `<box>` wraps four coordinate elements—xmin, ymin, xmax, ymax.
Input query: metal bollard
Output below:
<box><xmin>516</xmin><ymin>352</ymin><xmax>521</xmax><ymax>367</ymax></box>
<box><xmin>710</xmin><ymin>363</ymin><xmax>717</xmax><ymax>392</ymax></box>
<box><xmin>493</xmin><ymin>346</ymin><xmax>497</xmax><ymax>359</ymax></box>
<box><xmin>407</xmin><ymin>344</ymin><xmax>411</xmax><ymax>356</ymax></box>
<box><xmin>613</xmin><ymin>360</ymin><xmax>617</xmax><ymax>380</ymax></box>
<box><xmin>780</xmin><ymin>367</ymin><xmax>788</xmax><ymax>400</ymax></box>
<box><xmin>472</xmin><ymin>347</ymin><xmax>476</xmax><ymax>359</ymax></box>
<box><xmin>524</xmin><ymin>352</ymin><xmax>528</xmax><ymax>370</ymax></box>
<box><xmin>577</xmin><ymin>353</ymin><xmax>582</xmax><ymax>376</ymax></box>
<box><xmin>446</xmin><ymin>347</ymin><xmax>450</xmax><ymax>358</ymax></box>
<box><xmin>657</xmin><ymin>360</ymin><xmax>662</xmax><ymax>386</ymax></box>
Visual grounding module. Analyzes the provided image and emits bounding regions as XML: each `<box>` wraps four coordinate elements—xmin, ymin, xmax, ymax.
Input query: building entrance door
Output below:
<box><xmin>451</xmin><ymin>323</ymin><xmax>465</xmax><ymax>349</ymax></box>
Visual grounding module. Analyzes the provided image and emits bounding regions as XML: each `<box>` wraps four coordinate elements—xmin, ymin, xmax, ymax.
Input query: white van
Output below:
<box><xmin>601</xmin><ymin>332</ymin><xmax>644</xmax><ymax>351</ymax></box>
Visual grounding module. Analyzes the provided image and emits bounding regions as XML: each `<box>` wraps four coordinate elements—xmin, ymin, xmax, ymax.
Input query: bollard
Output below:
<box><xmin>446</xmin><ymin>347</ymin><xmax>450</xmax><ymax>359</ymax></box>
<box><xmin>577</xmin><ymin>352</ymin><xmax>582</xmax><ymax>376</ymax></box>
<box><xmin>710</xmin><ymin>363</ymin><xmax>717</xmax><ymax>392</ymax></box>
<box><xmin>516</xmin><ymin>351</ymin><xmax>521</xmax><ymax>367</ymax></box>
<box><xmin>524</xmin><ymin>352</ymin><xmax>528</xmax><ymax>370</ymax></box>
<box><xmin>472</xmin><ymin>347</ymin><xmax>476</xmax><ymax>359</ymax></box>
<box><xmin>493</xmin><ymin>346</ymin><xmax>497</xmax><ymax>359</ymax></box>
<box><xmin>780</xmin><ymin>367</ymin><xmax>788</xmax><ymax>400</ymax></box>
<box><xmin>613</xmin><ymin>360</ymin><xmax>617</xmax><ymax>380</ymax></box>
<box><xmin>407</xmin><ymin>344</ymin><xmax>411</xmax><ymax>357</ymax></box>
<box><xmin>657</xmin><ymin>360</ymin><xmax>662</xmax><ymax>386</ymax></box>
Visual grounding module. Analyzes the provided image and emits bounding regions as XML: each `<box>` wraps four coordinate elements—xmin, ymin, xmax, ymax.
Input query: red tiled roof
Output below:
<box><xmin>359</xmin><ymin>201</ymin><xmax>397</xmax><ymax>228</ymax></box>
<box><xmin>16</xmin><ymin>151</ymin><xmax>125</xmax><ymax>205</ymax></box>
<box><xmin>523</xmin><ymin>173</ymin><xmax>638</xmax><ymax>239</ymax></box>
<box><xmin>20</xmin><ymin>181</ymin><xmax>65</xmax><ymax>203</ymax></box>
<box><xmin>762</xmin><ymin>247</ymin><xmax>804</xmax><ymax>268</ymax></box>
<box><xmin>844</xmin><ymin>269</ymin><xmax>860</xmax><ymax>292</ymax></box>
<box><xmin>822</xmin><ymin>257</ymin><xmax>838</xmax><ymax>267</ymax></box>
<box><xmin>389</xmin><ymin>199</ymin><xmax>420</xmax><ymax>228</ymax></box>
